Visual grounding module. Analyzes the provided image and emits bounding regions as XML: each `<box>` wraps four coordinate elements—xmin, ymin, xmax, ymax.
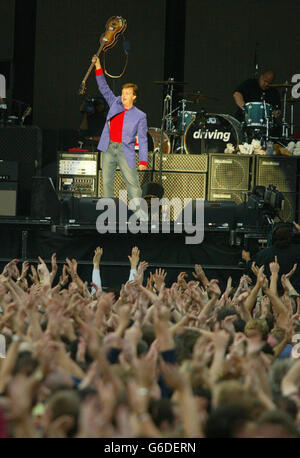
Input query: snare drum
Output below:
<box><xmin>244</xmin><ymin>102</ymin><xmax>273</xmax><ymax>127</ymax></box>
<box><xmin>184</xmin><ymin>113</ymin><xmax>244</xmax><ymax>154</ymax></box>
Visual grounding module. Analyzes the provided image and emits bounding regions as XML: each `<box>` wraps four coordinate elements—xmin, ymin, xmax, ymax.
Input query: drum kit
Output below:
<box><xmin>243</xmin><ymin>81</ymin><xmax>297</xmax><ymax>145</ymax></box>
<box><xmin>148</xmin><ymin>79</ymin><xmax>298</xmax><ymax>155</ymax></box>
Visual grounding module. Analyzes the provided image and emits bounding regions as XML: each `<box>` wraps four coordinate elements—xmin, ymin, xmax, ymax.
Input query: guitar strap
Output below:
<box><xmin>103</xmin><ymin>36</ymin><xmax>129</xmax><ymax>79</ymax></box>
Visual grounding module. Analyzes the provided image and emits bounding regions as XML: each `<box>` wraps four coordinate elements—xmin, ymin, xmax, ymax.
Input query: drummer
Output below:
<box><xmin>233</xmin><ymin>70</ymin><xmax>281</xmax><ymax>122</ymax></box>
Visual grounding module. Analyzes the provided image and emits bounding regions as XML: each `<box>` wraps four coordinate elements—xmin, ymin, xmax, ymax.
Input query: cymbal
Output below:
<box><xmin>178</xmin><ymin>91</ymin><xmax>218</xmax><ymax>102</ymax></box>
<box><xmin>153</xmin><ymin>80</ymin><xmax>188</xmax><ymax>85</ymax></box>
<box><xmin>269</xmin><ymin>82</ymin><xmax>294</xmax><ymax>88</ymax></box>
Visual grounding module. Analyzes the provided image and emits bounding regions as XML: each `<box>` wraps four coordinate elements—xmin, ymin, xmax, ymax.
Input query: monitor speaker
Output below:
<box><xmin>255</xmin><ymin>156</ymin><xmax>297</xmax><ymax>192</ymax></box>
<box><xmin>209</xmin><ymin>154</ymin><xmax>253</xmax><ymax>191</ymax></box>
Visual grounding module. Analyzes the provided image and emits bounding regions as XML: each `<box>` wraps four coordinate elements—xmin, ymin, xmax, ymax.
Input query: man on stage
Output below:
<box><xmin>92</xmin><ymin>55</ymin><xmax>148</xmax><ymax>210</ymax></box>
<box><xmin>233</xmin><ymin>70</ymin><xmax>281</xmax><ymax>122</ymax></box>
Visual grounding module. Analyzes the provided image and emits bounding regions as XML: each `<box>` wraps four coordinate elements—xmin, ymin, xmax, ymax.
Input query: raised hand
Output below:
<box><xmin>192</xmin><ymin>264</ymin><xmax>205</xmax><ymax>280</ymax></box>
<box><xmin>251</xmin><ymin>262</ymin><xmax>259</xmax><ymax>277</ymax></box>
<box><xmin>286</xmin><ymin>263</ymin><xmax>297</xmax><ymax>280</ymax></box>
<box><xmin>224</xmin><ymin>276</ymin><xmax>233</xmax><ymax>299</ymax></box>
<box><xmin>51</xmin><ymin>253</ymin><xmax>58</xmax><ymax>277</ymax></box>
<box><xmin>269</xmin><ymin>256</ymin><xmax>280</xmax><ymax>275</ymax></box>
<box><xmin>20</xmin><ymin>261</ymin><xmax>30</xmax><ymax>280</ymax></box>
<box><xmin>152</xmin><ymin>268</ymin><xmax>167</xmax><ymax>291</ymax></box>
<box><xmin>3</xmin><ymin>259</ymin><xmax>20</xmax><ymax>279</ymax></box>
<box><xmin>177</xmin><ymin>272</ymin><xmax>188</xmax><ymax>290</ymax></box>
<box><xmin>207</xmin><ymin>279</ymin><xmax>221</xmax><ymax>298</ymax></box>
<box><xmin>37</xmin><ymin>257</ymin><xmax>51</xmax><ymax>286</ymax></box>
<box><xmin>93</xmin><ymin>247</ymin><xmax>103</xmax><ymax>267</ymax></box>
<box><xmin>29</xmin><ymin>265</ymin><xmax>39</xmax><ymax>285</ymax></box>
<box><xmin>91</xmin><ymin>54</ymin><xmax>101</xmax><ymax>69</ymax></box>
<box><xmin>134</xmin><ymin>261</ymin><xmax>149</xmax><ymax>285</ymax></box>
<box><xmin>59</xmin><ymin>265</ymin><xmax>69</xmax><ymax>287</ymax></box>
<box><xmin>256</xmin><ymin>265</ymin><xmax>265</xmax><ymax>287</ymax></box>
<box><xmin>128</xmin><ymin>246</ymin><xmax>140</xmax><ymax>270</ymax></box>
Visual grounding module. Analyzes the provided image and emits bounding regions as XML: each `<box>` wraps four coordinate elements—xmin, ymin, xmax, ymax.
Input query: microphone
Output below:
<box><xmin>123</xmin><ymin>41</ymin><xmax>131</xmax><ymax>53</ymax></box>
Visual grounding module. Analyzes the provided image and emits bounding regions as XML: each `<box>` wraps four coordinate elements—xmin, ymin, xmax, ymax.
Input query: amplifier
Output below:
<box><xmin>57</xmin><ymin>151</ymin><xmax>98</xmax><ymax>197</ymax></box>
<box><xmin>255</xmin><ymin>156</ymin><xmax>297</xmax><ymax>192</ymax></box>
<box><xmin>209</xmin><ymin>154</ymin><xmax>253</xmax><ymax>191</ymax></box>
<box><xmin>0</xmin><ymin>182</ymin><xmax>17</xmax><ymax>216</ymax></box>
<box><xmin>154</xmin><ymin>153</ymin><xmax>208</xmax><ymax>172</ymax></box>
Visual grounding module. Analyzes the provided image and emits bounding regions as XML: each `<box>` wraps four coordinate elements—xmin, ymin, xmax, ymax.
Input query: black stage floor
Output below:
<box><xmin>0</xmin><ymin>217</ymin><xmax>268</xmax><ymax>290</ymax></box>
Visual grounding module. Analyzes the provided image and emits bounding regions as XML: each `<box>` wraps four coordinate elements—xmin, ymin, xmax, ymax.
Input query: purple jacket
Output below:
<box><xmin>96</xmin><ymin>72</ymin><xmax>148</xmax><ymax>168</ymax></box>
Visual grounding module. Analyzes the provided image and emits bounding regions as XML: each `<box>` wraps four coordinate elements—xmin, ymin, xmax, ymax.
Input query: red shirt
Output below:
<box><xmin>110</xmin><ymin>109</ymin><xmax>127</xmax><ymax>143</ymax></box>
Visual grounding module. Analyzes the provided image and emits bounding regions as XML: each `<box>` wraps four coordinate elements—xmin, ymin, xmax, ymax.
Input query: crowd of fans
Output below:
<box><xmin>0</xmin><ymin>224</ymin><xmax>300</xmax><ymax>438</ymax></box>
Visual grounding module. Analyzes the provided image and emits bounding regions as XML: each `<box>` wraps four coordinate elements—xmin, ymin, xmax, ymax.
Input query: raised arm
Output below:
<box><xmin>92</xmin><ymin>55</ymin><xmax>117</xmax><ymax>107</ymax></box>
<box><xmin>91</xmin><ymin>247</ymin><xmax>103</xmax><ymax>294</ymax></box>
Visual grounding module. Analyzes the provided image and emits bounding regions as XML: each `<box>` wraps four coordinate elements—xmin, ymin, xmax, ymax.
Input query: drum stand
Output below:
<box><xmin>198</xmin><ymin>110</ymin><xmax>207</xmax><ymax>154</ymax></box>
<box><xmin>290</xmin><ymin>101</ymin><xmax>295</xmax><ymax>136</ymax></box>
<box><xmin>281</xmin><ymin>86</ymin><xmax>289</xmax><ymax>139</ymax></box>
<box><xmin>164</xmin><ymin>79</ymin><xmax>177</xmax><ymax>133</ymax></box>
<box><xmin>178</xmin><ymin>99</ymin><xmax>187</xmax><ymax>154</ymax></box>
<box><xmin>263</xmin><ymin>100</ymin><xmax>270</xmax><ymax>141</ymax></box>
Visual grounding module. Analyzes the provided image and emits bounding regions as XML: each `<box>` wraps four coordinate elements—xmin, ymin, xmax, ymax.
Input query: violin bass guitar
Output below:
<box><xmin>79</xmin><ymin>16</ymin><xmax>127</xmax><ymax>95</ymax></box>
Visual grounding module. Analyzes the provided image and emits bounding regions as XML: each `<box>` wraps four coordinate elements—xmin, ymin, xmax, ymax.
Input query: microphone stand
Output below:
<box><xmin>158</xmin><ymin>96</ymin><xmax>169</xmax><ymax>187</ymax></box>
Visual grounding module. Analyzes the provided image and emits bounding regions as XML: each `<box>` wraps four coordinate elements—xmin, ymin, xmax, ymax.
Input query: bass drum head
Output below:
<box><xmin>184</xmin><ymin>113</ymin><xmax>244</xmax><ymax>154</ymax></box>
<box><xmin>148</xmin><ymin>127</ymin><xmax>171</xmax><ymax>154</ymax></box>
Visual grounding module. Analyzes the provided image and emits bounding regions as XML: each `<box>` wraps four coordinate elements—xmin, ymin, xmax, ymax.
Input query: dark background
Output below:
<box><xmin>0</xmin><ymin>0</ymin><xmax>299</xmax><ymax>150</ymax></box>
<box><xmin>184</xmin><ymin>0</ymin><xmax>300</xmax><ymax>126</ymax></box>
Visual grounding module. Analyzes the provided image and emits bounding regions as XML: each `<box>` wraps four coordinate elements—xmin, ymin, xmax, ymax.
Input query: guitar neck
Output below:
<box><xmin>81</xmin><ymin>43</ymin><xmax>103</xmax><ymax>86</ymax></box>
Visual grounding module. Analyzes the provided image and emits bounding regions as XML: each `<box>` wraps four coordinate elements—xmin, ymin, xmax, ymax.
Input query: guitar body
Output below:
<box><xmin>79</xmin><ymin>16</ymin><xmax>127</xmax><ymax>95</ymax></box>
<box><xmin>100</xmin><ymin>16</ymin><xmax>127</xmax><ymax>52</ymax></box>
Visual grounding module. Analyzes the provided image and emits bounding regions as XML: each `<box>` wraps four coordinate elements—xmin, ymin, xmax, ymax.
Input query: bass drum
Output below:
<box><xmin>184</xmin><ymin>113</ymin><xmax>244</xmax><ymax>154</ymax></box>
<box><xmin>148</xmin><ymin>127</ymin><xmax>171</xmax><ymax>154</ymax></box>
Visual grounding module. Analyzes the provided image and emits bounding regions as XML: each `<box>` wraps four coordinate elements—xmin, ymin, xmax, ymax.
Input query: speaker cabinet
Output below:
<box><xmin>154</xmin><ymin>153</ymin><xmax>208</xmax><ymax>172</ymax></box>
<box><xmin>31</xmin><ymin>177</ymin><xmax>61</xmax><ymax>222</ymax></box>
<box><xmin>255</xmin><ymin>156</ymin><xmax>298</xmax><ymax>222</ymax></box>
<box><xmin>209</xmin><ymin>154</ymin><xmax>253</xmax><ymax>191</ymax></box>
<box><xmin>0</xmin><ymin>182</ymin><xmax>17</xmax><ymax>216</ymax></box>
<box><xmin>255</xmin><ymin>156</ymin><xmax>297</xmax><ymax>193</ymax></box>
<box><xmin>152</xmin><ymin>171</ymin><xmax>206</xmax><ymax>220</ymax></box>
<box><xmin>0</xmin><ymin>126</ymin><xmax>42</xmax><ymax>216</ymax></box>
